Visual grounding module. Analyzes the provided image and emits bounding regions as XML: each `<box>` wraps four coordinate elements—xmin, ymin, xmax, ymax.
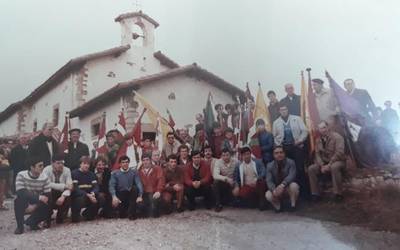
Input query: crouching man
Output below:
<box><xmin>213</xmin><ymin>148</ymin><xmax>238</xmax><ymax>212</ymax></box>
<box><xmin>42</xmin><ymin>155</ymin><xmax>72</xmax><ymax>224</ymax></box>
<box><xmin>265</xmin><ymin>146</ymin><xmax>299</xmax><ymax>212</ymax></box>
<box><xmin>162</xmin><ymin>154</ymin><xmax>184</xmax><ymax>213</ymax></box>
<box><xmin>138</xmin><ymin>153</ymin><xmax>165</xmax><ymax>218</ymax></box>
<box><xmin>109</xmin><ymin>155</ymin><xmax>143</xmax><ymax>220</ymax></box>
<box><xmin>308</xmin><ymin>121</ymin><xmax>346</xmax><ymax>202</ymax></box>
<box><xmin>184</xmin><ymin>150</ymin><xmax>213</xmax><ymax>210</ymax></box>
<box><xmin>14</xmin><ymin>157</ymin><xmax>51</xmax><ymax>234</ymax></box>
<box><xmin>71</xmin><ymin>156</ymin><xmax>99</xmax><ymax>222</ymax></box>
<box><xmin>232</xmin><ymin>145</ymin><xmax>267</xmax><ymax>210</ymax></box>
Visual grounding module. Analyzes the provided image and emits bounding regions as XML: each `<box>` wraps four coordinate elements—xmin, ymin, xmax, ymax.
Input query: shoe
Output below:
<box><xmin>188</xmin><ymin>204</ymin><xmax>195</xmax><ymax>211</ymax></box>
<box><xmin>0</xmin><ymin>205</ymin><xmax>9</xmax><ymax>211</ymax></box>
<box><xmin>128</xmin><ymin>215</ymin><xmax>137</xmax><ymax>221</ymax></box>
<box><xmin>43</xmin><ymin>221</ymin><xmax>51</xmax><ymax>229</ymax></box>
<box><xmin>311</xmin><ymin>195</ymin><xmax>322</xmax><ymax>202</ymax></box>
<box><xmin>177</xmin><ymin>207</ymin><xmax>184</xmax><ymax>213</ymax></box>
<box><xmin>215</xmin><ymin>205</ymin><xmax>223</xmax><ymax>213</ymax></box>
<box><xmin>14</xmin><ymin>227</ymin><xmax>24</xmax><ymax>235</ymax></box>
<box><xmin>334</xmin><ymin>194</ymin><xmax>344</xmax><ymax>203</ymax></box>
<box><xmin>274</xmin><ymin>207</ymin><xmax>282</xmax><ymax>213</ymax></box>
<box><xmin>29</xmin><ymin>224</ymin><xmax>40</xmax><ymax>231</ymax></box>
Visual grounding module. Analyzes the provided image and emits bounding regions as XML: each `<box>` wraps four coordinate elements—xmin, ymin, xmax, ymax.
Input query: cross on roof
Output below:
<box><xmin>132</xmin><ymin>0</ymin><xmax>142</xmax><ymax>11</ymax></box>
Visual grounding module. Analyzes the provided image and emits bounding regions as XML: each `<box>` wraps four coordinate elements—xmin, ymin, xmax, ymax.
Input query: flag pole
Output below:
<box><xmin>325</xmin><ymin>70</ymin><xmax>359</xmax><ymax>168</ymax></box>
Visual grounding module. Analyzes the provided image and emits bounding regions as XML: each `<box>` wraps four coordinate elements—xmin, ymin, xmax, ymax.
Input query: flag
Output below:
<box><xmin>96</xmin><ymin>113</ymin><xmax>107</xmax><ymax>154</ymax></box>
<box><xmin>247</xmin><ymin>83</ymin><xmax>271</xmax><ymax>158</ymax></box>
<box><xmin>204</xmin><ymin>92</ymin><xmax>216</xmax><ymax>135</ymax></box>
<box><xmin>59</xmin><ymin>113</ymin><xmax>70</xmax><ymax>152</ymax></box>
<box><xmin>155</xmin><ymin>117</ymin><xmax>164</xmax><ymax>151</ymax></box>
<box><xmin>166</xmin><ymin>109</ymin><xmax>176</xmax><ymax>128</ymax></box>
<box><xmin>133</xmin><ymin>91</ymin><xmax>171</xmax><ymax>141</ymax></box>
<box><xmin>245</xmin><ymin>82</ymin><xmax>254</xmax><ymax>102</ymax></box>
<box><xmin>301</xmin><ymin>70</ymin><xmax>320</xmax><ymax>155</ymax></box>
<box><xmin>116</xmin><ymin>109</ymin><xmax>127</xmax><ymax>135</ymax></box>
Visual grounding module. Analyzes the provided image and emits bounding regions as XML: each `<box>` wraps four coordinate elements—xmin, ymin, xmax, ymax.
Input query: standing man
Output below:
<box><xmin>280</xmin><ymin>83</ymin><xmax>301</xmax><ymax>116</ymax></box>
<box><xmin>273</xmin><ymin>104</ymin><xmax>308</xmax><ymax>197</ymax></box>
<box><xmin>9</xmin><ymin>134</ymin><xmax>29</xmax><ymax>192</ymax></box>
<box><xmin>308</xmin><ymin>121</ymin><xmax>346</xmax><ymax>202</ymax></box>
<box><xmin>213</xmin><ymin>148</ymin><xmax>238</xmax><ymax>212</ymax></box>
<box><xmin>71</xmin><ymin>156</ymin><xmax>99</xmax><ymax>222</ymax></box>
<box><xmin>312</xmin><ymin>78</ymin><xmax>337</xmax><ymax>121</ymax></box>
<box><xmin>184</xmin><ymin>150</ymin><xmax>213</xmax><ymax>210</ymax></box>
<box><xmin>162</xmin><ymin>132</ymin><xmax>181</xmax><ymax>160</ymax></box>
<box><xmin>14</xmin><ymin>157</ymin><xmax>51</xmax><ymax>234</ymax></box>
<box><xmin>381</xmin><ymin>100</ymin><xmax>400</xmax><ymax>142</ymax></box>
<box><xmin>29</xmin><ymin>123</ymin><xmax>59</xmax><ymax>167</ymax></box>
<box><xmin>64</xmin><ymin>128</ymin><xmax>90</xmax><ymax>171</ymax></box>
<box><xmin>344</xmin><ymin>78</ymin><xmax>377</xmax><ymax>120</ymax></box>
<box><xmin>267</xmin><ymin>90</ymin><xmax>280</xmax><ymax>123</ymax></box>
<box><xmin>232</xmin><ymin>146</ymin><xmax>267</xmax><ymax>210</ymax></box>
<box><xmin>138</xmin><ymin>153</ymin><xmax>165</xmax><ymax>218</ymax></box>
<box><xmin>109</xmin><ymin>156</ymin><xmax>143</xmax><ymax>220</ymax></box>
<box><xmin>265</xmin><ymin>146</ymin><xmax>299</xmax><ymax>212</ymax></box>
<box><xmin>42</xmin><ymin>154</ymin><xmax>72</xmax><ymax>224</ymax></box>
<box><xmin>162</xmin><ymin>155</ymin><xmax>185</xmax><ymax>213</ymax></box>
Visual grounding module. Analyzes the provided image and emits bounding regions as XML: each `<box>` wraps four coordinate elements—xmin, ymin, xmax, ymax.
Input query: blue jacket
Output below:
<box><xmin>258</xmin><ymin>130</ymin><xmax>274</xmax><ymax>163</ymax></box>
<box><xmin>234</xmin><ymin>159</ymin><xmax>266</xmax><ymax>187</ymax></box>
<box><xmin>109</xmin><ymin>169</ymin><xmax>143</xmax><ymax>197</ymax></box>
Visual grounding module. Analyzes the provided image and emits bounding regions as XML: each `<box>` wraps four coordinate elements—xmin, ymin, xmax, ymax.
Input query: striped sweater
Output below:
<box><xmin>15</xmin><ymin>170</ymin><xmax>51</xmax><ymax>202</ymax></box>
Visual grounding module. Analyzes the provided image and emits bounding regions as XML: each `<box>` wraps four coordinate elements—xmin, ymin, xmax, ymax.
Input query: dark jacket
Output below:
<box><xmin>280</xmin><ymin>94</ymin><xmax>301</xmax><ymax>116</ymax></box>
<box><xmin>258</xmin><ymin>131</ymin><xmax>274</xmax><ymax>163</ymax></box>
<box><xmin>9</xmin><ymin>144</ymin><xmax>29</xmax><ymax>174</ymax></box>
<box><xmin>266</xmin><ymin>158</ymin><xmax>296</xmax><ymax>191</ymax></box>
<box><xmin>95</xmin><ymin>168</ymin><xmax>111</xmax><ymax>194</ymax></box>
<box><xmin>65</xmin><ymin>141</ymin><xmax>90</xmax><ymax>171</ymax></box>
<box><xmin>28</xmin><ymin>133</ymin><xmax>60</xmax><ymax>166</ymax></box>
<box><xmin>350</xmin><ymin>88</ymin><xmax>377</xmax><ymax>119</ymax></box>
<box><xmin>268</xmin><ymin>101</ymin><xmax>280</xmax><ymax>123</ymax></box>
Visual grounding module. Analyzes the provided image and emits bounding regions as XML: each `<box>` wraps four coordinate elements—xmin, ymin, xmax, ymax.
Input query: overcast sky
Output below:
<box><xmin>1</xmin><ymin>0</ymin><xmax>399</xmax><ymax>111</ymax></box>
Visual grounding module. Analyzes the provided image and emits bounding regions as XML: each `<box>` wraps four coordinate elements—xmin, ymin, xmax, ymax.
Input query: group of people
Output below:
<box><xmin>0</xmin><ymin>76</ymin><xmax>397</xmax><ymax>236</ymax></box>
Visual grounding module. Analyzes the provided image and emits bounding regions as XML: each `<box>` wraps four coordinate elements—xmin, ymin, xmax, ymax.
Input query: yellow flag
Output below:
<box><xmin>133</xmin><ymin>91</ymin><xmax>172</xmax><ymax>141</ymax></box>
<box><xmin>253</xmin><ymin>83</ymin><xmax>271</xmax><ymax>131</ymax></box>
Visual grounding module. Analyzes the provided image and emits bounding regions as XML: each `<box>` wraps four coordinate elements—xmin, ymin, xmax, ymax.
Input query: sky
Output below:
<box><xmin>0</xmin><ymin>0</ymin><xmax>399</xmax><ymax>111</ymax></box>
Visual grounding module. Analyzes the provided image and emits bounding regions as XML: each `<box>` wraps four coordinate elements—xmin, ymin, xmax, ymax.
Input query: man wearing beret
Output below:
<box><xmin>64</xmin><ymin>128</ymin><xmax>90</xmax><ymax>171</ymax></box>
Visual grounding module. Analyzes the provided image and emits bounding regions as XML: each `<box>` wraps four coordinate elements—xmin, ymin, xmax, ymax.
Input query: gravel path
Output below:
<box><xmin>1</xmin><ymin>198</ymin><xmax>399</xmax><ymax>250</ymax></box>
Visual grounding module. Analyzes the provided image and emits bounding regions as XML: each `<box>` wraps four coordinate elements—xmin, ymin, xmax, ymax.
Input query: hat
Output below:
<box><xmin>311</xmin><ymin>78</ymin><xmax>324</xmax><ymax>85</ymax></box>
<box><xmin>68</xmin><ymin>128</ymin><xmax>81</xmax><ymax>134</ymax></box>
<box><xmin>240</xmin><ymin>145</ymin><xmax>252</xmax><ymax>154</ymax></box>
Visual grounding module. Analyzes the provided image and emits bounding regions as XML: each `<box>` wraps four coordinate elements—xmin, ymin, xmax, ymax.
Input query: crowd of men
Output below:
<box><xmin>0</xmin><ymin>77</ymin><xmax>398</xmax><ymax>235</ymax></box>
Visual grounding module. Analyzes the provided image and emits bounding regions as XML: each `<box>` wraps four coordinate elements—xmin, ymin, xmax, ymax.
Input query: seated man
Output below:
<box><xmin>42</xmin><ymin>155</ymin><xmax>72</xmax><ymax>224</ymax></box>
<box><xmin>162</xmin><ymin>154</ymin><xmax>184</xmax><ymax>213</ymax></box>
<box><xmin>308</xmin><ymin>121</ymin><xmax>346</xmax><ymax>202</ymax></box>
<box><xmin>109</xmin><ymin>155</ymin><xmax>143</xmax><ymax>220</ymax></box>
<box><xmin>213</xmin><ymin>148</ymin><xmax>238</xmax><ymax>212</ymax></box>
<box><xmin>94</xmin><ymin>156</ymin><xmax>112</xmax><ymax>218</ymax></box>
<box><xmin>138</xmin><ymin>153</ymin><xmax>165</xmax><ymax>218</ymax></box>
<box><xmin>14</xmin><ymin>157</ymin><xmax>51</xmax><ymax>234</ymax></box>
<box><xmin>233</xmin><ymin>145</ymin><xmax>267</xmax><ymax>210</ymax></box>
<box><xmin>265</xmin><ymin>146</ymin><xmax>299</xmax><ymax>212</ymax></box>
<box><xmin>71</xmin><ymin>156</ymin><xmax>100</xmax><ymax>222</ymax></box>
<box><xmin>184</xmin><ymin>150</ymin><xmax>213</xmax><ymax>210</ymax></box>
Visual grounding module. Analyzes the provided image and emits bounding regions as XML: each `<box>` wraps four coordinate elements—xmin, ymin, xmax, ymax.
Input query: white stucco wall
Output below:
<box><xmin>0</xmin><ymin>112</ymin><xmax>19</xmax><ymax>137</ymax></box>
<box><xmin>85</xmin><ymin>48</ymin><xmax>170</xmax><ymax>101</ymax></box>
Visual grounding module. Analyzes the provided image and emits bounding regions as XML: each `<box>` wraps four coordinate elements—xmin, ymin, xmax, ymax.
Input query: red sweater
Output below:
<box><xmin>184</xmin><ymin>161</ymin><xmax>212</xmax><ymax>187</ymax></box>
<box><xmin>139</xmin><ymin>166</ymin><xmax>165</xmax><ymax>193</ymax></box>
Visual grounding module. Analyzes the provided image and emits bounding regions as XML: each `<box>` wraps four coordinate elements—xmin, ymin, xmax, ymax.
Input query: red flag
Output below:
<box><xmin>111</xmin><ymin>109</ymin><xmax>146</xmax><ymax>170</ymax></box>
<box><xmin>59</xmin><ymin>113</ymin><xmax>69</xmax><ymax>152</ymax></box>
<box><xmin>166</xmin><ymin>109</ymin><xmax>175</xmax><ymax>128</ymax></box>
<box><xmin>96</xmin><ymin>113</ymin><xmax>107</xmax><ymax>154</ymax></box>
<box><xmin>117</xmin><ymin>109</ymin><xmax>127</xmax><ymax>132</ymax></box>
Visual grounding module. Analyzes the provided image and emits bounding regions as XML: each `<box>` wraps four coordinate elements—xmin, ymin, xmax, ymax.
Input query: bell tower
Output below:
<box><xmin>115</xmin><ymin>11</ymin><xmax>159</xmax><ymax>50</ymax></box>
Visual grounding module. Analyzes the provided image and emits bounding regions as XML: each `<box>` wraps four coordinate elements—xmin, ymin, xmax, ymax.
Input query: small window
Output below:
<box><xmin>91</xmin><ymin>116</ymin><xmax>102</xmax><ymax>139</ymax></box>
<box><xmin>53</xmin><ymin>105</ymin><xmax>59</xmax><ymax>127</ymax></box>
<box><xmin>33</xmin><ymin>120</ymin><xmax>38</xmax><ymax>132</ymax></box>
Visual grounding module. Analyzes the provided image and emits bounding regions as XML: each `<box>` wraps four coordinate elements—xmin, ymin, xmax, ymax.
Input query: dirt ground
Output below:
<box><xmin>1</xmin><ymin>196</ymin><xmax>400</xmax><ymax>250</ymax></box>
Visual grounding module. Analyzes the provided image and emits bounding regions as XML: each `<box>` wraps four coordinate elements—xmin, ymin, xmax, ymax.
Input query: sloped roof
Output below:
<box><xmin>69</xmin><ymin>64</ymin><xmax>245</xmax><ymax>118</ymax></box>
<box><xmin>0</xmin><ymin>45</ymin><xmax>180</xmax><ymax>123</ymax></box>
<box><xmin>115</xmin><ymin>11</ymin><xmax>160</xmax><ymax>28</ymax></box>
